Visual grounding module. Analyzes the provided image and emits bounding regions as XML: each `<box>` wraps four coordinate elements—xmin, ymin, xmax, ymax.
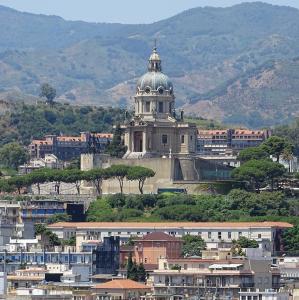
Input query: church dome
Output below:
<box><xmin>137</xmin><ymin>72</ymin><xmax>173</xmax><ymax>93</ymax></box>
<box><xmin>136</xmin><ymin>47</ymin><xmax>173</xmax><ymax>94</ymax></box>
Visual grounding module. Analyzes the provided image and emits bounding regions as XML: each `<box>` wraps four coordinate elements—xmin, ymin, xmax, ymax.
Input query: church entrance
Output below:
<box><xmin>134</xmin><ymin>131</ymin><xmax>143</xmax><ymax>152</ymax></box>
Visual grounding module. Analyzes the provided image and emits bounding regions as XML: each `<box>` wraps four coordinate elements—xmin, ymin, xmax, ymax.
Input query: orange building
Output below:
<box><xmin>133</xmin><ymin>232</ymin><xmax>183</xmax><ymax>268</ymax></box>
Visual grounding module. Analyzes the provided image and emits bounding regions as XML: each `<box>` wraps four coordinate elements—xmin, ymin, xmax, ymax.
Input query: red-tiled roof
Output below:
<box><xmin>48</xmin><ymin>221</ymin><xmax>293</xmax><ymax>229</ymax></box>
<box><xmin>137</xmin><ymin>231</ymin><xmax>181</xmax><ymax>242</ymax></box>
<box><xmin>93</xmin><ymin>279</ymin><xmax>149</xmax><ymax>290</ymax></box>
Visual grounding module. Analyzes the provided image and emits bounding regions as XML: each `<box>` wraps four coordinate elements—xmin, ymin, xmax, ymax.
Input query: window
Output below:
<box><xmin>228</xmin><ymin>232</ymin><xmax>232</xmax><ymax>239</ymax></box>
<box><xmin>238</xmin><ymin>232</ymin><xmax>242</xmax><ymax>238</ymax></box>
<box><xmin>218</xmin><ymin>232</ymin><xmax>222</xmax><ymax>239</ymax></box>
<box><xmin>208</xmin><ymin>232</ymin><xmax>211</xmax><ymax>239</ymax></box>
<box><xmin>162</xmin><ymin>134</ymin><xmax>168</xmax><ymax>145</ymax></box>
<box><xmin>181</xmin><ymin>135</ymin><xmax>185</xmax><ymax>144</ymax></box>
<box><xmin>158</xmin><ymin>101</ymin><xmax>163</xmax><ymax>113</ymax></box>
<box><xmin>258</xmin><ymin>234</ymin><xmax>261</xmax><ymax>239</ymax></box>
<box><xmin>145</xmin><ymin>101</ymin><xmax>150</xmax><ymax>112</ymax></box>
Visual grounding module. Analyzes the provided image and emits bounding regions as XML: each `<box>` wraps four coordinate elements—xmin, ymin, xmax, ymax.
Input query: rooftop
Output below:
<box><xmin>93</xmin><ymin>279</ymin><xmax>150</xmax><ymax>290</ymax></box>
<box><xmin>48</xmin><ymin>221</ymin><xmax>293</xmax><ymax>230</ymax></box>
<box><xmin>136</xmin><ymin>231</ymin><xmax>182</xmax><ymax>242</ymax></box>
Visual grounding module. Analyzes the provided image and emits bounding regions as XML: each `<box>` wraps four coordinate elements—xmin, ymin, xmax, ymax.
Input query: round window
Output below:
<box><xmin>145</xmin><ymin>87</ymin><xmax>151</xmax><ymax>94</ymax></box>
<box><xmin>158</xmin><ymin>88</ymin><xmax>164</xmax><ymax>94</ymax></box>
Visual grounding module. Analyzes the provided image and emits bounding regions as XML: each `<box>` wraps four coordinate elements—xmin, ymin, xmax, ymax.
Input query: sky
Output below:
<box><xmin>0</xmin><ymin>0</ymin><xmax>298</xmax><ymax>24</ymax></box>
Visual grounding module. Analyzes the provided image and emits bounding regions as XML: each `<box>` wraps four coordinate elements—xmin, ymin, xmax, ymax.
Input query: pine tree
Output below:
<box><xmin>137</xmin><ymin>263</ymin><xmax>147</xmax><ymax>282</ymax></box>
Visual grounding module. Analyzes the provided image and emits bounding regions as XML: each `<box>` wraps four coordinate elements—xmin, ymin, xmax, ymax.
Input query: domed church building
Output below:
<box><xmin>123</xmin><ymin>47</ymin><xmax>197</xmax><ymax>159</ymax></box>
<box><xmin>81</xmin><ymin>48</ymin><xmax>233</xmax><ymax>194</ymax></box>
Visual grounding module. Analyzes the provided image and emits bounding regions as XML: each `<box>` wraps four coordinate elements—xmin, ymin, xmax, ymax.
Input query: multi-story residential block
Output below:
<box><xmin>0</xmin><ymin>202</ymin><xmax>24</xmax><ymax>247</ymax></box>
<box><xmin>147</xmin><ymin>257</ymin><xmax>281</xmax><ymax>300</ymax></box>
<box><xmin>7</xmin><ymin>267</ymin><xmax>46</xmax><ymax>290</ymax></box>
<box><xmin>29</xmin><ymin>132</ymin><xmax>113</xmax><ymax>161</ymax></box>
<box><xmin>0</xmin><ymin>237</ymin><xmax>119</xmax><ymax>277</ymax></box>
<box><xmin>133</xmin><ymin>232</ymin><xmax>183</xmax><ymax>268</ymax></box>
<box><xmin>197</xmin><ymin>129</ymin><xmax>271</xmax><ymax>156</ymax></box>
<box><xmin>48</xmin><ymin>221</ymin><xmax>292</xmax><ymax>255</ymax></box>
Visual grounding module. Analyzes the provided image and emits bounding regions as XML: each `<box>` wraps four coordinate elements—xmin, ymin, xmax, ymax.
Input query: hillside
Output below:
<box><xmin>0</xmin><ymin>101</ymin><xmax>126</xmax><ymax>146</ymax></box>
<box><xmin>184</xmin><ymin>59</ymin><xmax>299</xmax><ymax>127</ymax></box>
<box><xmin>1</xmin><ymin>3</ymin><xmax>299</xmax><ymax>126</ymax></box>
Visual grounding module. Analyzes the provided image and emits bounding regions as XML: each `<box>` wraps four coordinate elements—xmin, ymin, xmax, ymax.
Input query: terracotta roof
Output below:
<box><xmin>93</xmin><ymin>279</ymin><xmax>149</xmax><ymax>290</ymax></box>
<box><xmin>94</xmin><ymin>133</ymin><xmax>113</xmax><ymax>138</ymax></box>
<box><xmin>31</xmin><ymin>140</ymin><xmax>52</xmax><ymax>145</ymax></box>
<box><xmin>48</xmin><ymin>221</ymin><xmax>293</xmax><ymax>229</ymax></box>
<box><xmin>137</xmin><ymin>231</ymin><xmax>181</xmax><ymax>242</ymax></box>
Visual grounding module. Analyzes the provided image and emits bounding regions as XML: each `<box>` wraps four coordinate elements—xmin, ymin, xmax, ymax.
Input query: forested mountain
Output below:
<box><xmin>0</xmin><ymin>2</ymin><xmax>299</xmax><ymax>127</ymax></box>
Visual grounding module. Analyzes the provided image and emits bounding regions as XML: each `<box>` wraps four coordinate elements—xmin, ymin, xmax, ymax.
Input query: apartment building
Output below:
<box><xmin>197</xmin><ymin>129</ymin><xmax>271</xmax><ymax>156</ymax></box>
<box><xmin>48</xmin><ymin>221</ymin><xmax>292</xmax><ymax>255</ymax></box>
<box><xmin>0</xmin><ymin>202</ymin><xmax>24</xmax><ymax>247</ymax></box>
<box><xmin>29</xmin><ymin>132</ymin><xmax>113</xmax><ymax>160</ymax></box>
<box><xmin>147</xmin><ymin>257</ymin><xmax>280</xmax><ymax>300</ymax></box>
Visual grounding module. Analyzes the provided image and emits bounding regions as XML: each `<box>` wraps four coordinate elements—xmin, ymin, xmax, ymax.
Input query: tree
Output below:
<box><xmin>232</xmin><ymin>160</ymin><xmax>268</xmax><ymax>192</ymax></box>
<box><xmin>182</xmin><ymin>234</ymin><xmax>206</xmax><ymax>257</ymax></box>
<box><xmin>282</xmin><ymin>225</ymin><xmax>299</xmax><ymax>254</ymax></box>
<box><xmin>233</xmin><ymin>236</ymin><xmax>259</xmax><ymax>248</ymax></box>
<box><xmin>238</xmin><ymin>147</ymin><xmax>269</xmax><ymax>163</ymax></box>
<box><xmin>232</xmin><ymin>159</ymin><xmax>285</xmax><ymax>192</ymax></box>
<box><xmin>106</xmin><ymin>124</ymin><xmax>127</xmax><ymax>158</ymax></box>
<box><xmin>45</xmin><ymin>169</ymin><xmax>65</xmax><ymax>194</ymax></box>
<box><xmin>263</xmin><ymin>160</ymin><xmax>285</xmax><ymax>191</ymax></box>
<box><xmin>83</xmin><ymin>168</ymin><xmax>107</xmax><ymax>195</ymax></box>
<box><xmin>0</xmin><ymin>142</ymin><xmax>28</xmax><ymax>170</ymax></box>
<box><xmin>127</xmin><ymin>166</ymin><xmax>155</xmax><ymax>194</ymax></box>
<box><xmin>62</xmin><ymin>169</ymin><xmax>84</xmax><ymax>194</ymax></box>
<box><xmin>47</xmin><ymin>213</ymin><xmax>71</xmax><ymax>225</ymax></box>
<box><xmin>106</xmin><ymin>165</ymin><xmax>130</xmax><ymax>194</ymax></box>
<box><xmin>137</xmin><ymin>263</ymin><xmax>147</xmax><ymax>282</ymax></box>
<box><xmin>28</xmin><ymin>169</ymin><xmax>48</xmax><ymax>195</ymax></box>
<box><xmin>40</xmin><ymin>83</ymin><xmax>56</xmax><ymax>105</ymax></box>
<box><xmin>8</xmin><ymin>175</ymin><xmax>31</xmax><ymax>194</ymax></box>
<box><xmin>262</xmin><ymin>136</ymin><xmax>294</xmax><ymax>162</ymax></box>
<box><xmin>126</xmin><ymin>253</ymin><xmax>138</xmax><ymax>280</ymax></box>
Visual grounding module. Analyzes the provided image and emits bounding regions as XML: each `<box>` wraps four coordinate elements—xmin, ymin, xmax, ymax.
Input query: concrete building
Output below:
<box><xmin>197</xmin><ymin>129</ymin><xmax>271</xmax><ymax>156</ymax></box>
<box><xmin>18</xmin><ymin>154</ymin><xmax>63</xmax><ymax>174</ymax></box>
<box><xmin>47</xmin><ymin>221</ymin><xmax>292</xmax><ymax>255</ymax></box>
<box><xmin>29</xmin><ymin>132</ymin><xmax>113</xmax><ymax>161</ymax></box>
<box><xmin>239</xmin><ymin>290</ymin><xmax>289</xmax><ymax>300</ymax></box>
<box><xmin>146</xmin><ymin>257</ymin><xmax>280</xmax><ymax>300</ymax></box>
<box><xmin>0</xmin><ymin>202</ymin><xmax>23</xmax><ymax>248</ymax></box>
<box><xmin>133</xmin><ymin>232</ymin><xmax>183</xmax><ymax>268</ymax></box>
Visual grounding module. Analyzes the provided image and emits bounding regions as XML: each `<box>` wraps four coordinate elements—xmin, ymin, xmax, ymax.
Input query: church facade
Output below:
<box><xmin>81</xmin><ymin>48</ymin><xmax>233</xmax><ymax>194</ymax></box>
<box><xmin>123</xmin><ymin>48</ymin><xmax>197</xmax><ymax>159</ymax></box>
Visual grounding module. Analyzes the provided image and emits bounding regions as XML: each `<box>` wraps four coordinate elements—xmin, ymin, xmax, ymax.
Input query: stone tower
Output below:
<box><xmin>123</xmin><ymin>47</ymin><xmax>197</xmax><ymax>159</ymax></box>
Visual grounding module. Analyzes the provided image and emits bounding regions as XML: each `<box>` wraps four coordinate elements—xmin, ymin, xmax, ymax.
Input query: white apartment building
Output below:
<box><xmin>48</xmin><ymin>221</ymin><xmax>292</xmax><ymax>254</ymax></box>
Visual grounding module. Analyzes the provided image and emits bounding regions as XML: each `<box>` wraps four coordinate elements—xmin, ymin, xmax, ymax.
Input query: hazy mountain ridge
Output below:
<box><xmin>0</xmin><ymin>2</ymin><xmax>299</xmax><ymax>127</ymax></box>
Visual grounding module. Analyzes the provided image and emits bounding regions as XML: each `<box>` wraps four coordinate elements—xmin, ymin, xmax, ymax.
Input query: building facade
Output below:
<box><xmin>123</xmin><ymin>48</ymin><xmax>197</xmax><ymax>159</ymax></box>
<box><xmin>29</xmin><ymin>132</ymin><xmax>113</xmax><ymax>161</ymax></box>
<box><xmin>48</xmin><ymin>221</ymin><xmax>292</xmax><ymax>255</ymax></box>
<box><xmin>197</xmin><ymin>129</ymin><xmax>271</xmax><ymax>156</ymax></box>
<box><xmin>147</xmin><ymin>257</ymin><xmax>280</xmax><ymax>300</ymax></box>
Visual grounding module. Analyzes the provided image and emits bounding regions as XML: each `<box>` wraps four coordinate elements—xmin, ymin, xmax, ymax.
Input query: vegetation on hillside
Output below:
<box><xmin>0</xmin><ymin>101</ymin><xmax>125</xmax><ymax>147</ymax></box>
